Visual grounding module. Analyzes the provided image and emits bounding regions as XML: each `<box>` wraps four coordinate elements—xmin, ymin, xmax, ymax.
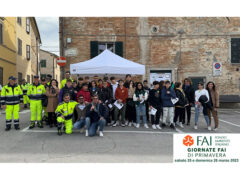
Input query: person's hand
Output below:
<box><xmin>61</xmin><ymin>115</ymin><xmax>64</xmax><ymax>119</ymax></box>
<box><xmin>138</xmin><ymin>97</ymin><xmax>141</xmax><ymax>101</ymax></box>
<box><xmin>118</xmin><ymin>99</ymin><xmax>122</xmax><ymax>103</ymax></box>
<box><xmin>167</xmin><ymin>91</ymin><xmax>170</xmax><ymax>94</ymax></box>
<box><xmin>150</xmin><ymin>106</ymin><xmax>153</xmax><ymax>109</ymax></box>
<box><xmin>91</xmin><ymin>106</ymin><xmax>95</xmax><ymax>111</ymax></box>
<box><xmin>142</xmin><ymin>96</ymin><xmax>145</xmax><ymax>99</ymax></box>
<box><xmin>100</xmin><ymin>116</ymin><xmax>103</xmax><ymax>120</ymax></box>
<box><xmin>98</xmin><ymin>100</ymin><xmax>102</xmax><ymax>103</ymax></box>
<box><xmin>85</xmin><ymin>101</ymin><xmax>89</xmax><ymax>104</ymax></box>
<box><xmin>74</xmin><ymin>90</ymin><xmax>78</xmax><ymax>94</ymax></box>
<box><xmin>2</xmin><ymin>105</ymin><xmax>6</xmax><ymax>109</ymax></box>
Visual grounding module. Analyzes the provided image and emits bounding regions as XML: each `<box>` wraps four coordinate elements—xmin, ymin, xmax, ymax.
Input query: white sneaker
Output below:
<box><xmin>179</xmin><ymin>122</ymin><xmax>184</xmax><ymax>128</ymax></box>
<box><xmin>156</xmin><ymin>124</ymin><xmax>162</xmax><ymax>130</ymax></box>
<box><xmin>125</xmin><ymin>121</ymin><xmax>128</xmax><ymax>126</ymax></box>
<box><xmin>99</xmin><ymin>131</ymin><xmax>104</xmax><ymax>137</ymax></box>
<box><xmin>85</xmin><ymin>130</ymin><xmax>89</xmax><ymax>137</ymax></box>
<box><xmin>136</xmin><ymin>123</ymin><xmax>140</xmax><ymax>128</ymax></box>
<box><xmin>144</xmin><ymin>124</ymin><xmax>149</xmax><ymax>129</ymax></box>
<box><xmin>152</xmin><ymin>124</ymin><xmax>156</xmax><ymax>130</ymax></box>
<box><xmin>176</xmin><ymin>121</ymin><xmax>180</xmax><ymax>126</ymax></box>
<box><xmin>194</xmin><ymin>125</ymin><xmax>198</xmax><ymax>130</ymax></box>
<box><xmin>133</xmin><ymin>123</ymin><xmax>137</xmax><ymax>127</ymax></box>
<box><xmin>213</xmin><ymin>128</ymin><xmax>218</xmax><ymax>131</ymax></box>
<box><xmin>128</xmin><ymin>122</ymin><xmax>132</xmax><ymax>127</ymax></box>
<box><xmin>208</xmin><ymin>126</ymin><xmax>211</xmax><ymax>131</ymax></box>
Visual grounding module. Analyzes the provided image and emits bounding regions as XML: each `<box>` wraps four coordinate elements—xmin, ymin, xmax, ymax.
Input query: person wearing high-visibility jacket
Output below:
<box><xmin>55</xmin><ymin>93</ymin><xmax>78</xmax><ymax>135</ymax></box>
<box><xmin>27</xmin><ymin>75</ymin><xmax>46</xmax><ymax>129</ymax></box>
<box><xmin>60</xmin><ymin>71</ymin><xmax>73</xmax><ymax>89</ymax></box>
<box><xmin>21</xmin><ymin>79</ymin><xmax>30</xmax><ymax>109</ymax></box>
<box><xmin>0</xmin><ymin>76</ymin><xmax>23</xmax><ymax>131</ymax></box>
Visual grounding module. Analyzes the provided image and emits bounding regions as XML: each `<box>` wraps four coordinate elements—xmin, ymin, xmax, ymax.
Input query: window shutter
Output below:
<box><xmin>115</xmin><ymin>41</ymin><xmax>123</xmax><ymax>57</ymax></box>
<box><xmin>231</xmin><ymin>38</ymin><xmax>240</xmax><ymax>63</ymax></box>
<box><xmin>90</xmin><ymin>41</ymin><xmax>98</xmax><ymax>58</ymax></box>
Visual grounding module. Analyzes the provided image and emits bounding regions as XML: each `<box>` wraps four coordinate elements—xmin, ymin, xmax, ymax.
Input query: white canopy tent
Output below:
<box><xmin>70</xmin><ymin>49</ymin><xmax>145</xmax><ymax>75</ymax></box>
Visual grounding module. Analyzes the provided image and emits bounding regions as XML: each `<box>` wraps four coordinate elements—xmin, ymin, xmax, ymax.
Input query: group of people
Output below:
<box><xmin>0</xmin><ymin>71</ymin><xmax>220</xmax><ymax>137</ymax></box>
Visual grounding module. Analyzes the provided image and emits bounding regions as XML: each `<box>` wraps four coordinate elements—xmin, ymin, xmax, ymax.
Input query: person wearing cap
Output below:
<box><xmin>1</xmin><ymin>76</ymin><xmax>23</xmax><ymax>131</ymax></box>
<box><xmin>60</xmin><ymin>71</ymin><xmax>73</xmax><ymax>89</ymax></box>
<box><xmin>27</xmin><ymin>75</ymin><xmax>46</xmax><ymax>129</ymax></box>
<box><xmin>46</xmin><ymin>74</ymin><xmax>52</xmax><ymax>87</ymax></box>
<box><xmin>21</xmin><ymin>79</ymin><xmax>30</xmax><ymax>109</ymax></box>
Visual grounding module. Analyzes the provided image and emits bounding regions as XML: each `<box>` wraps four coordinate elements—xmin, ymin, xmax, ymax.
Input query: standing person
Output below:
<box><xmin>84</xmin><ymin>76</ymin><xmax>91</xmax><ymax>89</ymax></box>
<box><xmin>109</xmin><ymin>76</ymin><xmax>118</xmax><ymax>123</ymax></box>
<box><xmin>93</xmin><ymin>75</ymin><xmax>99</xmax><ymax>86</ymax></box>
<box><xmin>72</xmin><ymin>80</ymin><xmax>79</xmax><ymax>101</ymax></box>
<box><xmin>77</xmin><ymin>77</ymin><xmax>84</xmax><ymax>92</ymax></box>
<box><xmin>206</xmin><ymin>81</ymin><xmax>219</xmax><ymax>131</ymax></box>
<box><xmin>46</xmin><ymin>79</ymin><xmax>60</xmax><ymax>128</ymax></box>
<box><xmin>143</xmin><ymin>80</ymin><xmax>150</xmax><ymax>122</ymax></box>
<box><xmin>98</xmin><ymin>79</ymin><xmax>103</xmax><ymax>89</ymax></box>
<box><xmin>55</xmin><ymin>93</ymin><xmax>78</xmax><ymax>135</ymax></box>
<box><xmin>89</xmin><ymin>80</ymin><xmax>98</xmax><ymax>97</ymax></box>
<box><xmin>60</xmin><ymin>71</ymin><xmax>73</xmax><ymax>89</ymax></box>
<box><xmin>41</xmin><ymin>77</ymin><xmax>49</xmax><ymax>124</ymax></box>
<box><xmin>126</xmin><ymin>80</ymin><xmax>136</xmax><ymax>127</ymax></box>
<box><xmin>123</xmin><ymin>74</ymin><xmax>131</xmax><ymax>88</ymax></box>
<box><xmin>133</xmin><ymin>82</ymin><xmax>149</xmax><ymax>128</ymax></box>
<box><xmin>21</xmin><ymin>79</ymin><xmax>30</xmax><ymax>109</ymax></box>
<box><xmin>98</xmin><ymin>80</ymin><xmax>113</xmax><ymax>126</ymax></box>
<box><xmin>149</xmin><ymin>81</ymin><xmax>162</xmax><ymax>130</ymax></box>
<box><xmin>59</xmin><ymin>79</ymin><xmax>75</xmax><ymax>103</ymax></box>
<box><xmin>103</xmin><ymin>76</ymin><xmax>111</xmax><ymax>87</ymax></box>
<box><xmin>77</xmin><ymin>83</ymin><xmax>91</xmax><ymax>104</ymax></box>
<box><xmin>73</xmin><ymin>95</ymin><xmax>90</xmax><ymax>136</ymax></box>
<box><xmin>182</xmin><ymin>78</ymin><xmax>195</xmax><ymax>125</ymax></box>
<box><xmin>1</xmin><ymin>76</ymin><xmax>23</xmax><ymax>130</ymax></box>
<box><xmin>194</xmin><ymin>82</ymin><xmax>211</xmax><ymax>130</ymax></box>
<box><xmin>161</xmin><ymin>80</ymin><xmax>177</xmax><ymax>129</ymax></box>
<box><xmin>174</xmin><ymin>82</ymin><xmax>188</xmax><ymax>128</ymax></box>
<box><xmin>86</xmin><ymin>95</ymin><xmax>108</xmax><ymax>137</ymax></box>
<box><xmin>27</xmin><ymin>75</ymin><xmax>46</xmax><ymax>129</ymax></box>
<box><xmin>113</xmin><ymin>79</ymin><xmax>128</xmax><ymax>127</ymax></box>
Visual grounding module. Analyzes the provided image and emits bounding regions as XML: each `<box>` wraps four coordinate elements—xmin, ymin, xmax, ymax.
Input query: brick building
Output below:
<box><xmin>59</xmin><ymin>17</ymin><xmax>240</xmax><ymax>103</ymax></box>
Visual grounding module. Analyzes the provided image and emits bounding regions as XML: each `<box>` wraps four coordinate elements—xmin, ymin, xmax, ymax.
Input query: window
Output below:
<box><xmin>26</xmin><ymin>17</ymin><xmax>30</xmax><ymax>34</ymax></box>
<box><xmin>0</xmin><ymin>67</ymin><xmax>3</xmax><ymax>85</ymax></box>
<box><xmin>0</xmin><ymin>22</ymin><xmax>3</xmax><ymax>45</ymax></box>
<box><xmin>26</xmin><ymin>45</ymin><xmax>30</xmax><ymax>60</ymax></box>
<box><xmin>40</xmin><ymin>59</ymin><xmax>46</xmax><ymax>68</ymax></box>
<box><xmin>27</xmin><ymin>75</ymin><xmax>30</xmax><ymax>83</ymax></box>
<box><xmin>17</xmin><ymin>17</ymin><xmax>22</xmax><ymax>25</ymax></box>
<box><xmin>98</xmin><ymin>42</ymin><xmax>115</xmax><ymax>54</ymax></box>
<box><xmin>18</xmin><ymin>72</ymin><xmax>22</xmax><ymax>84</ymax></box>
<box><xmin>90</xmin><ymin>41</ymin><xmax>123</xmax><ymax>58</ymax></box>
<box><xmin>231</xmin><ymin>38</ymin><xmax>240</xmax><ymax>63</ymax></box>
<box><xmin>18</xmin><ymin>38</ymin><xmax>22</xmax><ymax>55</ymax></box>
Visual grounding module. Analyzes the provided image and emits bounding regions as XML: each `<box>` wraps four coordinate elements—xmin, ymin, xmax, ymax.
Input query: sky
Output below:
<box><xmin>35</xmin><ymin>17</ymin><xmax>59</xmax><ymax>56</ymax></box>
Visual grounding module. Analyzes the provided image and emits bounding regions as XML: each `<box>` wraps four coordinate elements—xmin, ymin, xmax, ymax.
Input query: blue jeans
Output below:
<box><xmin>73</xmin><ymin>118</ymin><xmax>90</xmax><ymax>130</ymax></box>
<box><xmin>136</xmin><ymin>104</ymin><xmax>147</xmax><ymax>124</ymax></box>
<box><xmin>89</xmin><ymin>119</ymin><xmax>106</xmax><ymax>137</ymax></box>
<box><xmin>194</xmin><ymin>106</ymin><xmax>210</xmax><ymax>126</ymax></box>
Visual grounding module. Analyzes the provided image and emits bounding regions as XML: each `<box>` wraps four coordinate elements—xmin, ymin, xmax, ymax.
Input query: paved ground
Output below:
<box><xmin>0</xmin><ymin>107</ymin><xmax>239</xmax><ymax>163</ymax></box>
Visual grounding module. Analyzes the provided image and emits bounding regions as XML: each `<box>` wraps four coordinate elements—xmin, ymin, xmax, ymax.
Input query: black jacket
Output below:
<box><xmin>86</xmin><ymin>103</ymin><xmax>108</xmax><ymax>123</ymax></box>
<box><xmin>199</xmin><ymin>95</ymin><xmax>212</xmax><ymax>115</ymax></box>
<box><xmin>98</xmin><ymin>87</ymin><xmax>113</xmax><ymax>104</ymax></box>
<box><xmin>175</xmin><ymin>89</ymin><xmax>187</xmax><ymax>107</ymax></box>
<box><xmin>182</xmin><ymin>84</ymin><xmax>195</xmax><ymax>105</ymax></box>
<box><xmin>149</xmin><ymin>89</ymin><xmax>162</xmax><ymax>108</ymax></box>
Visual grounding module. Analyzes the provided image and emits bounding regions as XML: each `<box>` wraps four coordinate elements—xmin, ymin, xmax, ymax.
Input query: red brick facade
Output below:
<box><xmin>59</xmin><ymin>17</ymin><xmax>240</xmax><ymax>100</ymax></box>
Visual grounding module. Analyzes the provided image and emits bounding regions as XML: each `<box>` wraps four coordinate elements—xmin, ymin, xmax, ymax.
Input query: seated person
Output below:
<box><xmin>86</xmin><ymin>95</ymin><xmax>108</xmax><ymax>137</ymax></box>
<box><xmin>73</xmin><ymin>95</ymin><xmax>90</xmax><ymax>136</ymax></box>
<box><xmin>55</xmin><ymin>93</ymin><xmax>78</xmax><ymax>135</ymax></box>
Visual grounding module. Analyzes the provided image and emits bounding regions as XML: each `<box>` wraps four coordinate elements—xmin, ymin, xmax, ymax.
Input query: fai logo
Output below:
<box><xmin>183</xmin><ymin>135</ymin><xmax>194</xmax><ymax>146</ymax></box>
